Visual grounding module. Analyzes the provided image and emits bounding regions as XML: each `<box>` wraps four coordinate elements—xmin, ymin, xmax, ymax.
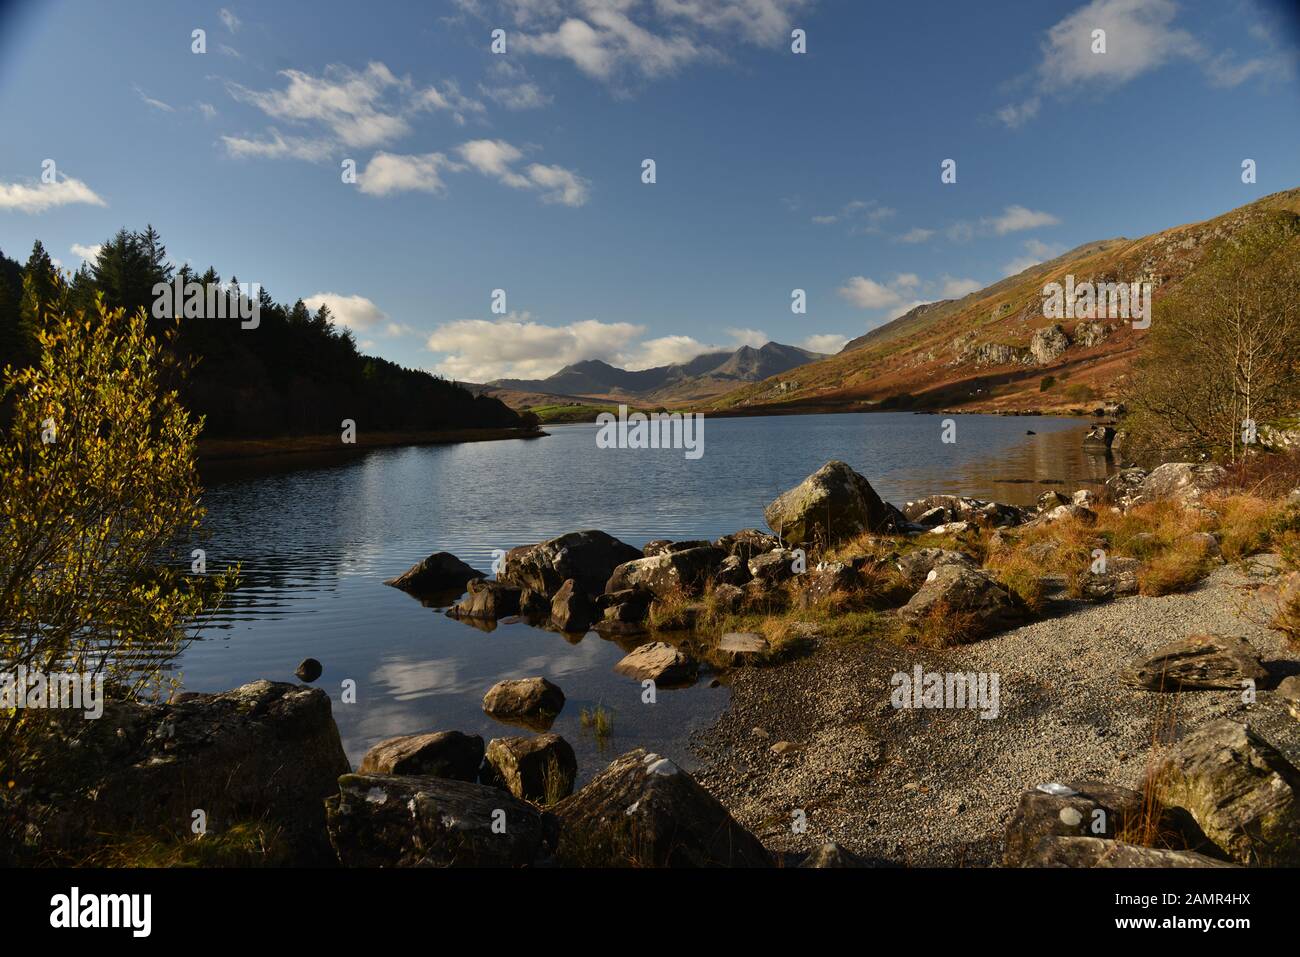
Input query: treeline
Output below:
<box><xmin>0</xmin><ymin>227</ymin><xmax>522</xmax><ymax>438</ymax></box>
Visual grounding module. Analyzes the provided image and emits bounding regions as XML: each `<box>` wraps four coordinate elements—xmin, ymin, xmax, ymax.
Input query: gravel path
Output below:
<box><xmin>692</xmin><ymin>554</ymin><xmax>1300</xmax><ymax>866</ymax></box>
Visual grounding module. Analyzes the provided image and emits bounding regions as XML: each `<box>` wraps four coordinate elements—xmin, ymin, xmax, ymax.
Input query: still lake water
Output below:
<box><xmin>184</xmin><ymin>412</ymin><xmax>1112</xmax><ymax>781</ymax></box>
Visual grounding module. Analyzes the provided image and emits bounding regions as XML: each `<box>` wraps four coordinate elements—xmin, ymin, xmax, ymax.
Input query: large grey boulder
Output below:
<box><xmin>555</xmin><ymin>749</ymin><xmax>771</xmax><ymax>867</ymax></box>
<box><xmin>482</xmin><ymin>677</ymin><xmax>565</xmax><ymax>731</ymax></box>
<box><xmin>764</xmin><ymin>460</ymin><xmax>895</xmax><ymax>546</ymax></box>
<box><xmin>499</xmin><ymin>530</ymin><xmax>641</xmax><ymax>598</ymax></box>
<box><xmin>604</xmin><ymin>545</ymin><xmax>725</xmax><ymax>598</ymax></box>
<box><xmin>2</xmin><ymin>680</ymin><xmax>349</xmax><ymax>865</ymax></box>
<box><xmin>1132</xmin><ymin>462</ymin><xmax>1227</xmax><ymax>506</ymax></box>
<box><xmin>1151</xmin><ymin>720</ymin><xmax>1300</xmax><ymax>866</ymax></box>
<box><xmin>1121</xmin><ymin>635</ymin><xmax>1268</xmax><ymax>691</ymax></box>
<box><xmin>357</xmin><ymin>730</ymin><xmax>484</xmax><ymax>781</ymax></box>
<box><xmin>1025</xmin><ymin>837</ymin><xmax>1236</xmax><ymax>868</ymax></box>
<box><xmin>325</xmin><ymin>773</ymin><xmax>558</xmax><ymax>867</ymax></box>
<box><xmin>482</xmin><ymin>734</ymin><xmax>578</xmax><ymax>804</ymax></box>
<box><xmin>898</xmin><ymin>564</ymin><xmax>1030</xmax><ymax>640</ymax></box>
<box><xmin>384</xmin><ymin>552</ymin><xmax>485</xmax><ymax>596</ymax></box>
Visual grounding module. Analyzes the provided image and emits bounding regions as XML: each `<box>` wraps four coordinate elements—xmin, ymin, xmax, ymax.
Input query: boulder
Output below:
<box><xmin>499</xmin><ymin>530</ymin><xmax>641</xmax><ymax>598</ymax></box>
<box><xmin>605</xmin><ymin>545</ymin><xmax>725</xmax><ymax>598</ymax></box>
<box><xmin>384</xmin><ymin>551</ymin><xmax>485</xmax><ymax>595</ymax></box>
<box><xmin>895</xmin><ymin>548</ymin><xmax>976</xmax><ymax>589</ymax></box>
<box><xmin>642</xmin><ymin>539</ymin><xmax>674</xmax><ymax>557</ymax></box>
<box><xmin>295</xmin><ymin>657</ymin><xmax>322</xmax><ymax>682</ymax></box>
<box><xmin>1077</xmin><ymin>556</ymin><xmax>1141</xmax><ymax>600</ymax></box>
<box><xmin>554</xmin><ymin>749</ymin><xmax>771</xmax><ymax>867</ymax></box>
<box><xmin>597</xmin><ymin>587</ymin><xmax>653</xmax><ymax>628</ymax></box>
<box><xmin>800</xmin><ymin>842</ymin><xmax>868</xmax><ymax>868</ymax></box>
<box><xmin>1082</xmin><ymin>425</ymin><xmax>1115</xmax><ymax>451</ymax></box>
<box><xmin>1105</xmin><ymin>466</ymin><xmax>1148</xmax><ymax>507</ymax></box>
<box><xmin>482</xmin><ymin>734</ymin><xmax>578</xmax><ymax>803</ymax></box>
<box><xmin>715</xmin><ymin>554</ymin><xmax>751</xmax><ymax>586</ymax></box>
<box><xmin>898</xmin><ymin>564</ymin><xmax>1030</xmax><ymax>639</ymax></box>
<box><xmin>1029</xmin><ymin>323</ymin><xmax>1070</xmax><ymax>365</ymax></box>
<box><xmin>1150</xmin><ymin>720</ymin><xmax>1300</xmax><ymax>866</ymax></box>
<box><xmin>2</xmin><ymin>680</ymin><xmax>349</xmax><ymax>864</ymax></box>
<box><xmin>357</xmin><ymin>730</ymin><xmax>484</xmax><ymax>781</ymax></box>
<box><xmin>1004</xmin><ymin>780</ymin><xmax>1145</xmax><ymax>867</ymax></box>
<box><xmin>764</xmin><ymin>460</ymin><xmax>895</xmax><ymax>546</ymax></box>
<box><xmin>1036</xmin><ymin>490</ymin><xmax>1071</xmax><ymax>512</ymax></box>
<box><xmin>715</xmin><ymin>528</ymin><xmax>782</xmax><ymax>561</ymax></box>
<box><xmin>325</xmin><ymin>773</ymin><xmax>557</xmax><ymax>867</ymax></box>
<box><xmin>518</xmin><ymin>587</ymin><xmax>551</xmax><ymax>619</ymax></box>
<box><xmin>1121</xmin><ymin>635</ymin><xmax>1268</xmax><ymax>691</ymax></box>
<box><xmin>1132</xmin><ymin>462</ymin><xmax>1228</xmax><ymax>506</ymax></box>
<box><xmin>716</xmin><ymin>632</ymin><xmax>770</xmax><ymax>666</ymax></box>
<box><xmin>797</xmin><ymin>561</ymin><xmax>860</xmax><ymax>605</ymax></box>
<box><xmin>710</xmin><ymin>582</ymin><xmax>745</xmax><ymax>614</ymax></box>
<box><xmin>1074</xmin><ymin>320</ymin><xmax>1110</xmax><ymax>348</ymax></box>
<box><xmin>614</xmin><ymin>642</ymin><xmax>698</xmax><ymax>686</ymax></box>
<box><xmin>1025</xmin><ymin>837</ymin><xmax>1235</xmax><ymax>868</ymax></box>
<box><xmin>482</xmin><ymin>677</ymin><xmax>565</xmax><ymax>731</ymax></box>
<box><xmin>1278</xmin><ymin>675</ymin><xmax>1300</xmax><ymax>721</ymax></box>
<box><xmin>550</xmin><ymin>578</ymin><xmax>598</xmax><ymax>632</ymax></box>
<box><xmin>446</xmin><ymin>578</ymin><xmax>521</xmax><ymax>620</ymax></box>
<box><xmin>748</xmin><ymin>548</ymin><xmax>799</xmax><ymax>586</ymax></box>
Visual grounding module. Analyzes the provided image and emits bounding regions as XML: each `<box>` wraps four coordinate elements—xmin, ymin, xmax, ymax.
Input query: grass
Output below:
<box><xmin>79</xmin><ymin>821</ymin><xmax>295</xmax><ymax>868</ymax></box>
<box><xmin>895</xmin><ymin>599</ymin><xmax>984</xmax><ymax>648</ymax></box>
<box><xmin>580</xmin><ymin>703</ymin><xmax>614</xmax><ymax>742</ymax></box>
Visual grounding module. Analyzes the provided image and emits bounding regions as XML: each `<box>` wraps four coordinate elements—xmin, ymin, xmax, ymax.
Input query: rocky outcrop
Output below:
<box><xmin>357</xmin><ymin>730</ymin><xmax>484</xmax><ymax>781</ymax></box>
<box><xmin>1029</xmin><ymin>324</ymin><xmax>1069</xmax><ymax>365</ymax></box>
<box><xmin>1131</xmin><ymin>462</ymin><xmax>1228</xmax><ymax>507</ymax></box>
<box><xmin>1073</xmin><ymin>320</ymin><xmax>1111</xmax><ymax>348</ymax></box>
<box><xmin>895</xmin><ymin>548</ymin><xmax>977</xmax><ymax>589</ymax></box>
<box><xmin>1004</xmin><ymin>781</ymin><xmax>1145</xmax><ymax>867</ymax></box>
<box><xmin>446</xmin><ymin>578</ymin><xmax>521</xmax><ymax>620</ymax></box>
<box><xmin>326</xmin><ymin>773</ymin><xmax>558</xmax><ymax>867</ymax></box>
<box><xmin>499</xmin><ymin>530</ymin><xmax>641</xmax><ymax>598</ymax></box>
<box><xmin>605</xmin><ymin>545</ymin><xmax>725</xmax><ymax>598</ymax></box>
<box><xmin>898</xmin><ymin>564</ymin><xmax>1030</xmax><ymax>639</ymax></box>
<box><xmin>3</xmin><ymin>680</ymin><xmax>349</xmax><ymax>864</ymax></box>
<box><xmin>1121</xmin><ymin>635</ymin><xmax>1267</xmax><ymax>691</ymax></box>
<box><xmin>384</xmin><ymin>552</ymin><xmax>485</xmax><ymax>596</ymax></box>
<box><xmin>1151</xmin><ymin>720</ymin><xmax>1300</xmax><ymax>866</ymax></box>
<box><xmin>903</xmin><ymin>495</ymin><xmax>1029</xmax><ymax>528</ymax></box>
<box><xmin>554</xmin><ymin>749</ymin><xmax>771</xmax><ymax>867</ymax></box>
<box><xmin>1025</xmin><ymin>837</ymin><xmax>1235</xmax><ymax>868</ymax></box>
<box><xmin>764</xmin><ymin>460</ymin><xmax>896</xmax><ymax>546</ymax></box>
<box><xmin>482</xmin><ymin>677</ymin><xmax>565</xmax><ymax>731</ymax></box>
<box><xmin>614</xmin><ymin>642</ymin><xmax>698</xmax><ymax>685</ymax></box>
<box><xmin>482</xmin><ymin>734</ymin><xmax>578</xmax><ymax>803</ymax></box>
<box><xmin>715</xmin><ymin>528</ymin><xmax>782</xmax><ymax>562</ymax></box>
<box><xmin>550</xmin><ymin>578</ymin><xmax>598</xmax><ymax>632</ymax></box>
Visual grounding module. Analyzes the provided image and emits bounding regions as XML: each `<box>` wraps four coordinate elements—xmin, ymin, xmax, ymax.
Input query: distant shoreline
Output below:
<box><xmin>197</xmin><ymin>426</ymin><xmax>548</xmax><ymax>473</ymax></box>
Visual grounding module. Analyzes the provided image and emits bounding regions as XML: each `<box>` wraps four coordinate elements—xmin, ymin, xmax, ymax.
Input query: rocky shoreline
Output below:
<box><xmin>7</xmin><ymin>456</ymin><xmax>1300</xmax><ymax>868</ymax></box>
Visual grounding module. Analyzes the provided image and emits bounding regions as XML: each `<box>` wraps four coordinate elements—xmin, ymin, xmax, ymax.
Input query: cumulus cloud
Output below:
<box><xmin>726</xmin><ymin>327</ymin><xmax>768</xmax><ymax>348</ymax></box>
<box><xmin>457</xmin><ymin>139</ymin><xmax>590</xmax><ymax>205</ymax></box>
<box><xmin>413</xmin><ymin>79</ymin><xmax>486</xmax><ymax>125</ymax></box>
<box><xmin>940</xmin><ymin>275</ymin><xmax>983</xmax><ymax>298</ymax></box>
<box><xmin>801</xmin><ymin>333</ymin><xmax>847</xmax><ymax>354</ymax></box>
<box><xmin>0</xmin><ymin>175</ymin><xmax>107</xmax><ymax>213</ymax></box>
<box><xmin>983</xmin><ymin>204</ymin><xmax>1061</xmax><ymax>235</ymax></box>
<box><xmin>838</xmin><ymin>276</ymin><xmax>906</xmax><ymax>310</ymax></box>
<box><xmin>809</xmin><ymin>198</ymin><xmax>895</xmax><ymax>234</ymax></box>
<box><xmin>358</xmin><ymin>151</ymin><xmax>461</xmax><ymax>196</ymax></box>
<box><xmin>840</xmin><ymin>272</ymin><xmax>987</xmax><ymax>315</ymax></box>
<box><xmin>1002</xmin><ymin>238</ymin><xmax>1067</xmax><ymax>276</ymax></box>
<box><xmin>302</xmin><ymin>292</ymin><xmax>412</xmax><ymax>337</ymax></box>
<box><xmin>71</xmin><ymin>242</ymin><xmax>103</xmax><ymax>264</ymax></box>
<box><xmin>425</xmin><ymin>314</ymin><xmax>646</xmax><ymax>381</ymax></box>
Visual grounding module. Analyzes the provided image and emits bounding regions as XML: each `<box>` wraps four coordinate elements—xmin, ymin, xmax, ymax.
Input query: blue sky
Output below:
<box><xmin>2</xmin><ymin>0</ymin><xmax>1298</xmax><ymax>381</ymax></box>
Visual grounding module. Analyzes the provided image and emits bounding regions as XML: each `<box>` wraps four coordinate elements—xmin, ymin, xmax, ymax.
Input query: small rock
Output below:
<box><xmin>1121</xmin><ymin>634</ymin><xmax>1267</xmax><ymax>691</ymax></box>
<box><xmin>358</xmin><ymin>730</ymin><xmax>484</xmax><ymax>780</ymax></box>
<box><xmin>482</xmin><ymin>734</ymin><xmax>578</xmax><ymax>803</ymax></box>
<box><xmin>614</xmin><ymin>641</ymin><xmax>698</xmax><ymax>686</ymax></box>
<box><xmin>294</xmin><ymin>658</ymin><xmax>322</xmax><ymax>683</ymax></box>
<box><xmin>482</xmin><ymin>677</ymin><xmax>565</xmax><ymax>731</ymax></box>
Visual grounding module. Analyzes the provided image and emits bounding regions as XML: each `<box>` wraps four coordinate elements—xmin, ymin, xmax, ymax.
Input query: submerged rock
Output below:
<box><xmin>482</xmin><ymin>677</ymin><xmax>565</xmax><ymax>731</ymax></box>
<box><xmin>384</xmin><ymin>551</ymin><xmax>485</xmax><ymax>595</ymax></box>
<box><xmin>550</xmin><ymin>578</ymin><xmax>598</xmax><ymax>632</ymax></box>
<box><xmin>614</xmin><ymin>642</ymin><xmax>698</xmax><ymax>686</ymax></box>
<box><xmin>446</xmin><ymin>578</ymin><xmax>521</xmax><ymax>620</ymax></box>
<box><xmin>555</xmin><ymin>749</ymin><xmax>771</xmax><ymax>867</ymax></box>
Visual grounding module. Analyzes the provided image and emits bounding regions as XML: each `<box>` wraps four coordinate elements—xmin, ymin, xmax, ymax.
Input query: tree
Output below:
<box><xmin>0</xmin><ymin>287</ymin><xmax>235</xmax><ymax>776</ymax></box>
<box><xmin>1125</xmin><ymin>215</ymin><xmax>1300</xmax><ymax>463</ymax></box>
<box><xmin>17</xmin><ymin>240</ymin><xmax>59</xmax><ymax>364</ymax></box>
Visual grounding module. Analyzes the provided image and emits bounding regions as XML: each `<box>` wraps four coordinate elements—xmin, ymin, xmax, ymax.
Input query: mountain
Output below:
<box><xmin>702</xmin><ymin>188</ymin><xmax>1300</xmax><ymax>416</ymax></box>
<box><xmin>487</xmin><ymin>341</ymin><xmax>827</xmax><ymax>404</ymax></box>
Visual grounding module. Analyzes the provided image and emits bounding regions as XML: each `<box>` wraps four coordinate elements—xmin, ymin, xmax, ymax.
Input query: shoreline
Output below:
<box><xmin>196</xmin><ymin>426</ymin><xmax>548</xmax><ymax>473</ymax></box>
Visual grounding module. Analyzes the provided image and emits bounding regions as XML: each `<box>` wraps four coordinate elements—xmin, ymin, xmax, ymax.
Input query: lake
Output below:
<box><xmin>183</xmin><ymin>411</ymin><xmax>1113</xmax><ymax>781</ymax></box>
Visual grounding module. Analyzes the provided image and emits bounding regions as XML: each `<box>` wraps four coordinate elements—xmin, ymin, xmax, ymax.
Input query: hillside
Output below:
<box><xmin>702</xmin><ymin>189</ymin><xmax>1300</xmax><ymax>416</ymax></box>
<box><xmin>487</xmin><ymin>340</ymin><xmax>827</xmax><ymax>405</ymax></box>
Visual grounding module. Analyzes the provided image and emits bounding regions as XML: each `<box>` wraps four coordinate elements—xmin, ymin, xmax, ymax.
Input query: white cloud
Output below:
<box><xmin>840</xmin><ymin>272</ymin><xmax>988</xmax><ymax>315</ymax></box>
<box><xmin>801</xmin><ymin>333</ymin><xmax>847</xmax><ymax>354</ymax></box>
<box><xmin>525</xmin><ymin>162</ymin><xmax>589</xmax><ymax>206</ymax></box>
<box><xmin>0</xmin><ymin>175</ymin><xmax>107</xmax><ymax>214</ymax></box>
<box><xmin>995</xmin><ymin>97</ymin><xmax>1039</xmax><ymax>129</ymax></box>
<box><xmin>1001</xmin><ymin>238</ymin><xmax>1066</xmax><ymax>276</ymax></box>
<box><xmin>413</xmin><ymin>80</ymin><xmax>486</xmax><ymax>125</ymax></box>
<box><xmin>838</xmin><ymin>276</ymin><xmax>902</xmax><ymax>310</ymax></box>
<box><xmin>358</xmin><ymin>151</ymin><xmax>461</xmax><ymax>196</ymax></box>
<box><xmin>198</xmin><ymin>102</ymin><xmax>218</xmax><ymax>119</ymax></box>
<box><xmin>425</xmin><ymin>314</ymin><xmax>646</xmax><ymax>381</ymax></box>
<box><xmin>624</xmin><ymin>334</ymin><xmax>718</xmax><ymax>369</ymax></box>
<box><xmin>457</xmin><ymin>139</ymin><xmax>590</xmax><ymax>206</ymax></box>
<box><xmin>726</xmin><ymin>327</ymin><xmax>768</xmax><ymax>348</ymax></box>
<box><xmin>221</xmin><ymin>128</ymin><xmax>332</xmax><ymax>162</ymax></box>
<box><xmin>134</xmin><ymin>85</ymin><xmax>175</xmax><ymax>112</ymax></box>
<box><xmin>71</xmin><ymin>242</ymin><xmax>103</xmax><ymax>264</ymax></box>
<box><xmin>892</xmin><ymin>273</ymin><xmax>921</xmax><ymax>290</ymax></box>
<box><xmin>302</xmin><ymin>292</ymin><xmax>411</xmax><ymax>337</ymax></box>
<box><xmin>481</xmin><ymin>79</ymin><xmax>553</xmax><ymax>109</ymax></box>
<box><xmin>882</xmin><ymin>298</ymin><xmax>931</xmax><ymax>322</ymax></box>
<box><xmin>227</xmin><ymin>63</ymin><xmax>410</xmax><ymax>148</ymax></box>
<box><xmin>219</xmin><ymin>44</ymin><xmax>242</xmax><ymax>58</ymax></box>
<box><xmin>895</xmin><ymin>227</ymin><xmax>935</xmax><ymax>244</ymax></box>
<box><xmin>219</xmin><ymin>7</ymin><xmax>241</xmax><ymax>33</ymax></box>
<box><xmin>940</xmin><ymin>276</ymin><xmax>983</xmax><ymax>298</ymax></box>
<box><xmin>983</xmin><ymin>204</ymin><xmax>1060</xmax><ymax>235</ymax></box>
<box><xmin>809</xmin><ymin>198</ymin><xmax>894</xmax><ymax>234</ymax></box>
<box><xmin>458</xmin><ymin>138</ymin><xmax>529</xmax><ymax>184</ymax></box>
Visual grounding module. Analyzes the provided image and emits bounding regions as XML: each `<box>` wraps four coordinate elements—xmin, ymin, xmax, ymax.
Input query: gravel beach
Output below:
<box><xmin>692</xmin><ymin>554</ymin><xmax>1300</xmax><ymax>866</ymax></box>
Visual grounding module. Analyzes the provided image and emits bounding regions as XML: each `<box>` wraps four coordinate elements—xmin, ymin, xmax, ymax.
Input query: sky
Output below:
<box><xmin>1</xmin><ymin>0</ymin><xmax>1299</xmax><ymax>382</ymax></box>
